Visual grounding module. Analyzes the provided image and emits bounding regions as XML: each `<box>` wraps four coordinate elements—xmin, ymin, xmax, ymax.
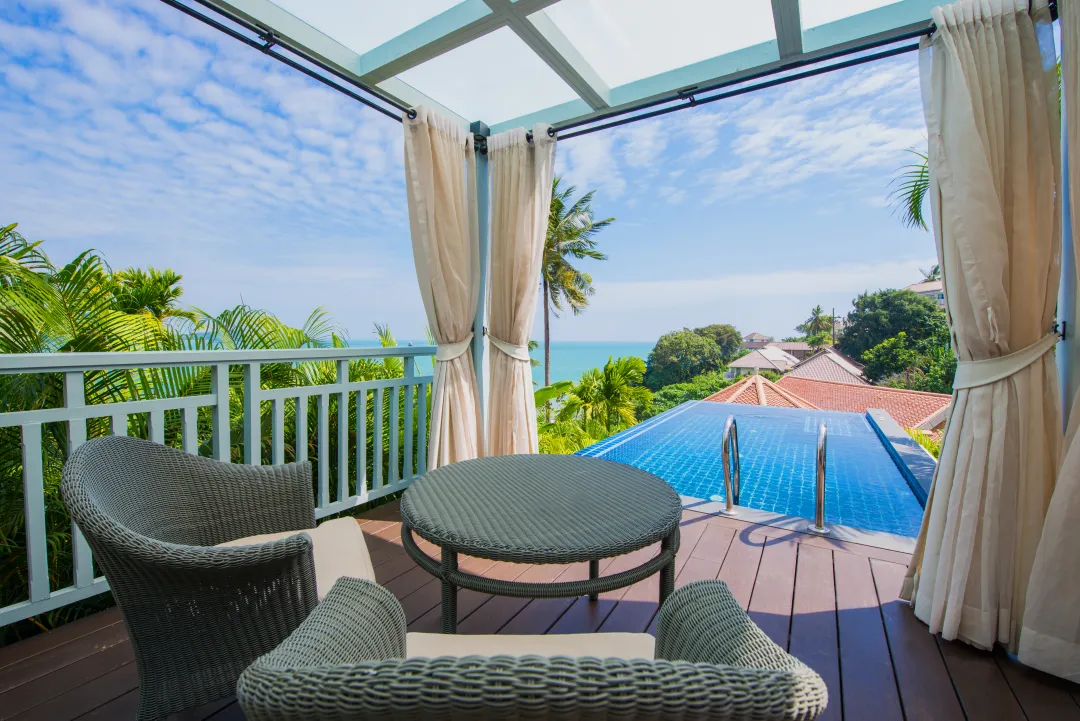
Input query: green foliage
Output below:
<box><xmin>805</xmin><ymin>331</ymin><xmax>831</xmax><ymax>350</ymax></box>
<box><xmin>691</xmin><ymin>324</ymin><xmax>742</xmax><ymax>363</ymax></box>
<box><xmin>534</xmin><ymin>379</ymin><xmax>572</xmax><ymax>408</ymax></box>
<box><xmin>796</xmin><ymin>305</ymin><xmax>833</xmax><ymax>337</ymax></box>
<box><xmin>907</xmin><ymin>428</ymin><xmax>942</xmax><ymax>458</ymax></box>
<box><xmin>861</xmin><ymin>319</ymin><xmax>956</xmax><ymax>395</ymax></box>
<box><xmin>0</xmin><ymin>224</ymin><xmax>421</xmax><ymax>644</ymax></box>
<box><xmin>537</xmin><ymin>419</ymin><xmax>610</xmax><ymax>455</ymax></box>
<box><xmin>888</xmin><ymin>149</ymin><xmax>930</xmax><ymax>231</ymax></box>
<box><xmin>643</xmin><ymin>370</ymin><xmax>733</xmax><ymax>419</ymax></box>
<box><xmin>837</xmin><ymin>288</ymin><xmax>943</xmax><ymax>361</ymax></box>
<box><xmin>861</xmin><ymin>332</ymin><xmax>921</xmax><ymax>383</ymax></box>
<box><xmin>644</xmin><ymin>329</ymin><xmax>724</xmax><ymax>390</ymax></box>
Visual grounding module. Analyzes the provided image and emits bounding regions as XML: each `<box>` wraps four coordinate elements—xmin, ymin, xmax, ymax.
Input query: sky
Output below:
<box><xmin>0</xmin><ymin>0</ymin><xmax>937</xmax><ymax>344</ymax></box>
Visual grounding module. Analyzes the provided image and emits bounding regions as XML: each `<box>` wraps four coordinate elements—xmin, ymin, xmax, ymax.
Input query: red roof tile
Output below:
<box><xmin>775</xmin><ymin>376</ymin><xmax>950</xmax><ymax>428</ymax></box>
<box><xmin>704</xmin><ymin>374</ymin><xmax>818</xmax><ymax>409</ymax></box>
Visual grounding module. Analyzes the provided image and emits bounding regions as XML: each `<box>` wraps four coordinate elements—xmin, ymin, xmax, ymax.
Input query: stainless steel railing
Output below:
<box><xmin>806</xmin><ymin>423</ymin><xmax>831</xmax><ymax>535</ymax></box>
<box><xmin>720</xmin><ymin>415</ymin><xmax>741</xmax><ymax>516</ymax></box>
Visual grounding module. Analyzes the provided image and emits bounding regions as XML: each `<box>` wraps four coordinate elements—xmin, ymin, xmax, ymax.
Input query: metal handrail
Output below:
<box><xmin>719</xmin><ymin>415</ymin><xmax>741</xmax><ymax>516</ymax></box>
<box><xmin>806</xmin><ymin>423</ymin><xmax>831</xmax><ymax>536</ymax></box>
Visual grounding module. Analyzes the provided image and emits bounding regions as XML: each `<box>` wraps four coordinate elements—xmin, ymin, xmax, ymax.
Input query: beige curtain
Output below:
<box><xmin>901</xmin><ymin>0</ymin><xmax>1062</xmax><ymax>654</ymax></box>
<box><xmin>486</xmin><ymin>126</ymin><xmax>557</xmax><ymax>455</ymax></box>
<box><xmin>1018</xmin><ymin>0</ymin><xmax>1080</xmax><ymax>681</ymax></box>
<box><xmin>403</xmin><ymin>107</ymin><xmax>484</xmax><ymax>469</ymax></box>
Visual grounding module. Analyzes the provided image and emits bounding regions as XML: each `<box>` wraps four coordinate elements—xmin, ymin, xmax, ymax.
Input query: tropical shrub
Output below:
<box><xmin>837</xmin><ymin>289</ymin><xmax>944</xmax><ymax>360</ymax></box>
<box><xmin>643</xmin><ymin>370</ymin><xmax>733</xmax><ymax>418</ymax></box>
<box><xmin>908</xmin><ymin>428</ymin><xmax>942</xmax><ymax>458</ymax></box>
<box><xmin>644</xmin><ymin>329</ymin><xmax>724</xmax><ymax>390</ymax></box>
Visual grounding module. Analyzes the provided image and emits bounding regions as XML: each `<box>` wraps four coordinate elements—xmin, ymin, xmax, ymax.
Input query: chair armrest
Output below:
<box><xmin>243</xmin><ymin>577</ymin><xmax>407</xmax><ymax>668</ymax></box>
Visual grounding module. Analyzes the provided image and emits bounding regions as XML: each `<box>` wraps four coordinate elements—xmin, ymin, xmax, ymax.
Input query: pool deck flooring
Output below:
<box><xmin>2</xmin><ymin>500</ymin><xmax>1078</xmax><ymax>720</ymax></box>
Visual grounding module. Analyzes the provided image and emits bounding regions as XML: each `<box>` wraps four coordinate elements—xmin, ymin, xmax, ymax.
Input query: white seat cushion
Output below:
<box><xmin>218</xmin><ymin>517</ymin><xmax>375</xmax><ymax>599</ymax></box>
<box><xmin>406</xmin><ymin>631</ymin><xmax>655</xmax><ymax>660</ymax></box>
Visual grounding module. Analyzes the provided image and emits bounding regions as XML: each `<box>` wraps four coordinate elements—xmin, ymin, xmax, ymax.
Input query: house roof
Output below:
<box><xmin>905</xmin><ymin>280</ymin><xmax>943</xmax><ymax>294</ymax></box>
<box><xmin>704</xmin><ymin>374</ymin><xmax>818</xmax><ymax>409</ymax></box>
<box><xmin>766</xmin><ymin>341</ymin><xmax>811</xmax><ymax>351</ymax></box>
<box><xmin>787</xmin><ymin>348</ymin><xmax>868</xmax><ymax>385</ymax></box>
<box><xmin>743</xmin><ymin>332</ymin><xmax>771</xmax><ymax>341</ymax></box>
<box><xmin>775</xmin><ymin>376</ymin><xmax>951</xmax><ymax>429</ymax></box>
<box><xmin>728</xmin><ymin>346</ymin><xmax>799</xmax><ymax>371</ymax></box>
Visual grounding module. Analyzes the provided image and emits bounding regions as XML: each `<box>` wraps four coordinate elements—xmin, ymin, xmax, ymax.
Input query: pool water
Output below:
<box><xmin>577</xmin><ymin>401</ymin><xmax>925</xmax><ymax>537</ymax></box>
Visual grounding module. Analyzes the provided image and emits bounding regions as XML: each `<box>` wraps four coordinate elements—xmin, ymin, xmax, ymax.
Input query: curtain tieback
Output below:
<box><xmin>488</xmin><ymin>335</ymin><xmax>531</xmax><ymax>362</ymax></box>
<box><xmin>953</xmin><ymin>333</ymin><xmax>1058</xmax><ymax>390</ymax></box>
<box><xmin>435</xmin><ymin>333</ymin><xmax>474</xmax><ymax>362</ymax></box>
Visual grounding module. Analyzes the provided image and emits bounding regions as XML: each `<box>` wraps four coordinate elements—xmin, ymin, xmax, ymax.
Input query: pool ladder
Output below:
<box><xmin>720</xmin><ymin>416</ymin><xmax>741</xmax><ymax>516</ymax></box>
<box><xmin>805</xmin><ymin>423</ymin><xmax>831</xmax><ymax>536</ymax></box>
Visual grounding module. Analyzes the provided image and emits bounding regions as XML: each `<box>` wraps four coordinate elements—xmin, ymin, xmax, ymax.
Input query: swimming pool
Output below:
<box><xmin>577</xmin><ymin>401</ymin><xmax>925</xmax><ymax>537</ymax></box>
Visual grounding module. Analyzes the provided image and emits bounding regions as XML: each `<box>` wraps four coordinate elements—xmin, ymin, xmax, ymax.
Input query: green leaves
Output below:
<box><xmin>644</xmin><ymin>329</ymin><xmax>724</xmax><ymax>390</ymax></box>
<box><xmin>889</xmin><ymin>149</ymin><xmax>930</xmax><ymax>231</ymax></box>
<box><xmin>543</xmin><ymin>176</ymin><xmax>614</xmax><ymax>319</ymax></box>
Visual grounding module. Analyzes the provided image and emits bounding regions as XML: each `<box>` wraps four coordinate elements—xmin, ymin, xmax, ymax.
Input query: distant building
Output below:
<box><xmin>765</xmin><ymin>340</ymin><xmax>812</xmax><ymax>360</ymax></box>
<box><xmin>727</xmin><ymin>346</ymin><xmax>800</xmax><ymax>375</ymax></box>
<box><xmin>741</xmin><ymin>332</ymin><xmax>772</xmax><ymax>350</ymax></box>
<box><xmin>786</xmin><ymin>347</ymin><xmax>867</xmax><ymax>385</ymax></box>
<box><xmin>906</xmin><ymin>280</ymin><xmax>945</xmax><ymax>308</ymax></box>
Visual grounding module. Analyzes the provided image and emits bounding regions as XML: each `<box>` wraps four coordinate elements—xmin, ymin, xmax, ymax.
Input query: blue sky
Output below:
<box><xmin>0</xmin><ymin>0</ymin><xmax>936</xmax><ymax>344</ymax></box>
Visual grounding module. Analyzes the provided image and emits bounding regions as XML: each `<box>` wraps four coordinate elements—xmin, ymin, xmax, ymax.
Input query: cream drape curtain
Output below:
<box><xmin>1018</xmin><ymin>0</ymin><xmax>1080</xmax><ymax>680</ymax></box>
<box><xmin>486</xmin><ymin>126</ymin><xmax>557</xmax><ymax>456</ymax></box>
<box><xmin>900</xmin><ymin>0</ymin><xmax>1062</xmax><ymax>653</ymax></box>
<box><xmin>403</xmin><ymin>107</ymin><xmax>484</xmax><ymax>469</ymax></box>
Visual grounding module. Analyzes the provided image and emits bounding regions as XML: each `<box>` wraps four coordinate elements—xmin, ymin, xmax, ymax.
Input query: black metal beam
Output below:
<box><xmin>157</xmin><ymin>0</ymin><xmax>407</xmax><ymax>122</ymax></box>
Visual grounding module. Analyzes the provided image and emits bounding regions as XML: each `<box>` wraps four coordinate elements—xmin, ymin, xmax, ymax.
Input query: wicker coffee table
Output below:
<box><xmin>400</xmin><ymin>454</ymin><xmax>683</xmax><ymax>633</ymax></box>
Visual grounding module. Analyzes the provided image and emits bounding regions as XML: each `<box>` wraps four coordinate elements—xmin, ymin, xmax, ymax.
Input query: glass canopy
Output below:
<box><xmin>206</xmin><ymin>0</ymin><xmax>938</xmax><ymax>131</ymax></box>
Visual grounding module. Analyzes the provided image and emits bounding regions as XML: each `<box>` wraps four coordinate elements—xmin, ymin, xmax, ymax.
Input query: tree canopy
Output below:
<box><xmin>644</xmin><ymin>329</ymin><xmax>724</xmax><ymax>390</ymax></box>
<box><xmin>837</xmin><ymin>289</ymin><xmax>943</xmax><ymax>361</ymax></box>
<box><xmin>692</xmin><ymin>324</ymin><xmax>742</xmax><ymax>363</ymax></box>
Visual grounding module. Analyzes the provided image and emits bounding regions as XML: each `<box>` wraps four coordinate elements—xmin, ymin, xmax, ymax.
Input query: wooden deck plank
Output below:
<box><xmin>869</xmin><ymin>558</ymin><xmax>964</xmax><ymax>721</ymax></box>
<box><xmin>549</xmin><ymin>547</ymin><xmax>657</xmax><ymax>635</ymax></box>
<box><xmin>0</xmin><ymin>608</ymin><xmax>121</xmax><ymax>672</ymax></box>
<box><xmin>747</xmin><ymin>539</ymin><xmax>798</xmax><ymax>649</ymax></box>
<box><xmin>498</xmin><ymin>561</ymin><xmax>609</xmax><ymax>635</ymax></box>
<box><xmin>398</xmin><ymin>556</ymin><xmax>500</xmax><ymax>624</ymax></box>
<box><xmin>74</xmin><ymin>689</ymin><xmax>138</xmax><ymax>720</ymax></box>
<box><xmin>408</xmin><ymin>561</ymin><xmax>533</xmax><ymax>633</ymax></box>
<box><xmin>203</xmin><ymin>701</ymin><xmax>246</xmax><ymax>720</ymax></box>
<box><xmin>993</xmin><ymin>649</ymin><xmax>1080</xmax><ymax>721</ymax></box>
<box><xmin>10</xmin><ymin>661</ymin><xmax>137</xmax><ymax>721</ymax></box>
<box><xmin>715</xmin><ymin>529</ymin><xmax>765</xmax><ymax>610</ymax></box>
<box><xmin>788</xmin><ymin>544</ymin><xmax>841</xmax><ymax>721</ymax></box>
<box><xmin>457</xmin><ymin>564</ymin><xmax>569</xmax><ymax>635</ymax></box>
<box><xmin>0</xmin><ymin>621</ymin><xmax>129</xmax><ymax>695</ymax></box>
<box><xmin>937</xmin><ymin>637</ymin><xmax>1025</xmax><ymax>721</ymax></box>
<box><xmin>688</xmin><ymin>523</ymin><xmax>736</xmax><ymax>565</ymax></box>
<box><xmin>1</xmin><ymin>640</ymin><xmax>133</xmax><ymax>718</ymax></box>
<box><xmin>833</xmin><ymin>550</ymin><xmax>904</xmax><ymax>721</ymax></box>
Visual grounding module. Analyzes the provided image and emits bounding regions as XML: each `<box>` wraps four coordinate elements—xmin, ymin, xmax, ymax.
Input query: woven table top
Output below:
<box><xmin>400</xmin><ymin>455</ymin><xmax>682</xmax><ymax>564</ymax></box>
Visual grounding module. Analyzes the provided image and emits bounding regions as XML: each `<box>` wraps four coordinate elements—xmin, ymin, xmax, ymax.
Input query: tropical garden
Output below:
<box><xmin>0</xmin><ymin>222</ymin><xmax>422</xmax><ymax>643</ymax></box>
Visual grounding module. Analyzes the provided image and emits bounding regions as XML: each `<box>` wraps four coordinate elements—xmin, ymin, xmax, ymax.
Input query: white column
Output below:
<box><xmin>471</xmin><ymin>122</ymin><xmax>491</xmax><ymax>426</ymax></box>
<box><xmin>1058</xmin><ymin>96</ymin><xmax>1078</xmax><ymax>429</ymax></box>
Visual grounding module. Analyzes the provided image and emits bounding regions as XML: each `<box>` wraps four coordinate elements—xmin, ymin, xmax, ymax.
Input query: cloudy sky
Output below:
<box><xmin>0</xmin><ymin>0</ymin><xmax>936</xmax><ymax>343</ymax></box>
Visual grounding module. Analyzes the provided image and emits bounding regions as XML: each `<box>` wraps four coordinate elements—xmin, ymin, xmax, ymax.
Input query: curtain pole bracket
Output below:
<box><xmin>1055</xmin><ymin>320</ymin><xmax>1067</xmax><ymax>341</ymax></box>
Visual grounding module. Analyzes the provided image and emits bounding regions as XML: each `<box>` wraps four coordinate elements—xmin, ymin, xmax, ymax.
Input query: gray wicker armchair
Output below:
<box><xmin>60</xmin><ymin>436</ymin><xmax>375</xmax><ymax>721</ymax></box>
<box><xmin>238</xmin><ymin>577</ymin><xmax>829</xmax><ymax>720</ymax></box>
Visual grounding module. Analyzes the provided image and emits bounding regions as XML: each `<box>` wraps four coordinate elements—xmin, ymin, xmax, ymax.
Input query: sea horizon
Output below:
<box><xmin>347</xmin><ymin>339</ymin><xmax>655</xmax><ymax>386</ymax></box>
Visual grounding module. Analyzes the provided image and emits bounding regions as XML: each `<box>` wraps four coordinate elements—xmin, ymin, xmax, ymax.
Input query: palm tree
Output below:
<box><xmin>542</xmin><ymin>177</ymin><xmax>614</xmax><ymax>393</ymax></box>
<box><xmin>889</xmin><ymin>149</ymin><xmax>930</xmax><ymax>231</ymax></box>
<box><xmin>920</xmin><ymin>265</ymin><xmax>941</xmax><ymax>282</ymax></box>
<box><xmin>797</xmin><ymin>305</ymin><xmax>833</xmax><ymax>337</ymax></box>
<box><xmin>557</xmin><ymin>356</ymin><xmax>651</xmax><ymax>433</ymax></box>
<box><xmin>110</xmin><ymin>267</ymin><xmax>198</xmax><ymax>324</ymax></box>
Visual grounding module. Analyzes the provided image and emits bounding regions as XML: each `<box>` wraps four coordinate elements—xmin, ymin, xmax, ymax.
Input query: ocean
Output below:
<box><xmin>348</xmin><ymin>339</ymin><xmax>654</xmax><ymax>386</ymax></box>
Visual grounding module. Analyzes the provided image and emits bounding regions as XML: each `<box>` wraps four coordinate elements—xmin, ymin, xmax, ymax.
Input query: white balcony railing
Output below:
<box><xmin>0</xmin><ymin>346</ymin><xmax>435</xmax><ymax>627</ymax></box>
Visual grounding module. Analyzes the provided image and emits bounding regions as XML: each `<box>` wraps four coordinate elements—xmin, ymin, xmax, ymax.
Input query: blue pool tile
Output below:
<box><xmin>577</xmin><ymin>401</ymin><xmax>924</xmax><ymax>537</ymax></box>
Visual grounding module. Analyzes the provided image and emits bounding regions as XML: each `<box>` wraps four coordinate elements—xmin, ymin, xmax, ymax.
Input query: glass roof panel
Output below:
<box><xmin>540</xmin><ymin>0</ymin><xmax>777</xmax><ymax>88</ymax></box>
<box><xmin>269</xmin><ymin>0</ymin><xmax>466</xmax><ymax>56</ymax></box>
<box><xmin>799</xmin><ymin>0</ymin><xmax>907</xmax><ymax>30</ymax></box>
<box><xmin>394</xmin><ymin>27</ymin><xmax>581</xmax><ymax>125</ymax></box>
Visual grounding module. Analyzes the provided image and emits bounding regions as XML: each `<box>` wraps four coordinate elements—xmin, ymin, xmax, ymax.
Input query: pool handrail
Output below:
<box><xmin>806</xmin><ymin>423</ymin><xmax>831</xmax><ymax>536</ymax></box>
<box><xmin>719</xmin><ymin>415</ymin><xmax>741</xmax><ymax>516</ymax></box>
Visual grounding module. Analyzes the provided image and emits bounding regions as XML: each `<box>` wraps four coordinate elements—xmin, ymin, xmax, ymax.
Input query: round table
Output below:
<box><xmin>400</xmin><ymin>455</ymin><xmax>683</xmax><ymax>633</ymax></box>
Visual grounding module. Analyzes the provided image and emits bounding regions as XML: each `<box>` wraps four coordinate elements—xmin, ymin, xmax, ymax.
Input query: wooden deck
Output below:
<box><xmin>2</xmin><ymin>501</ymin><xmax>1079</xmax><ymax>720</ymax></box>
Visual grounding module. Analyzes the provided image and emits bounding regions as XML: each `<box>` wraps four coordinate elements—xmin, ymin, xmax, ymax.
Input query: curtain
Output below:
<box><xmin>900</xmin><ymin>0</ymin><xmax>1061</xmax><ymax>654</ymax></box>
<box><xmin>403</xmin><ymin>107</ymin><xmax>484</xmax><ymax>469</ymax></box>
<box><xmin>1018</xmin><ymin>0</ymin><xmax>1080</xmax><ymax>681</ymax></box>
<box><xmin>486</xmin><ymin>126</ymin><xmax>557</xmax><ymax>456</ymax></box>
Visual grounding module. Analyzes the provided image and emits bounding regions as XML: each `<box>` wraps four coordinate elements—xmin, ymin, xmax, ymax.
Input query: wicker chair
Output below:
<box><xmin>237</xmin><ymin>577</ymin><xmax>829</xmax><ymax>720</ymax></box>
<box><xmin>60</xmin><ymin>436</ymin><xmax>375</xmax><ymax>721</ymax></box>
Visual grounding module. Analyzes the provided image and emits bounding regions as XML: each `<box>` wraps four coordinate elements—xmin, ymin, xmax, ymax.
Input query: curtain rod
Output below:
<box><xmin>157</xmin><ymin>0</ymin><xmax>408</xmax><ymax>121</ymax></box>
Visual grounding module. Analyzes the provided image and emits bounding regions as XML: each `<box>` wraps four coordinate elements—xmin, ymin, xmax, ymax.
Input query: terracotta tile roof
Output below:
<box><xmin>787</xmin><ymin>348</ymin><xmax>868</xmax><ymax>385</ymax></box>
<box><xmin>775</xmin><ymin>376</ymin><xmax>951</xmax><ymax>428</ymax></box>
<box><xmin>743</xmin><ymin>332</ymin><xmax>770</xmax><ymax>341</ymax></box>
<box><xmin>704</xmin><ymin>374</ymin><xmax>818</xmax><ymax>409</ymax></box>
